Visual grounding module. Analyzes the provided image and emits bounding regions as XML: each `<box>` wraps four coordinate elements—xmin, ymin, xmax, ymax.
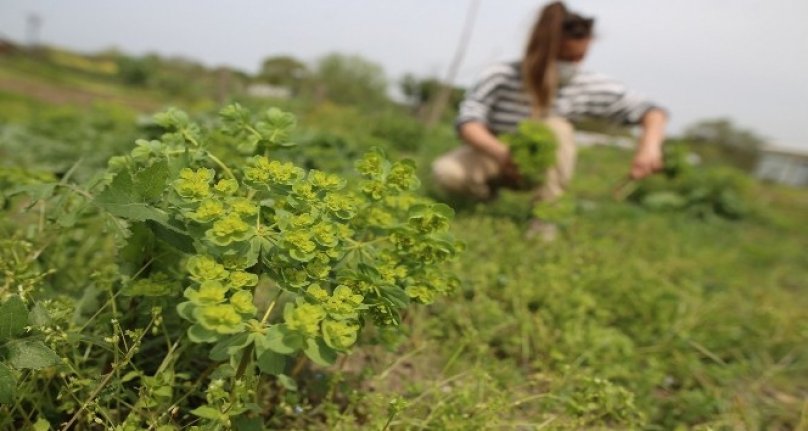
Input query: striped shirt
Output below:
<box><xmin>456</xmin><ymin>61</ymin><xmax>662</xmax><ymax>135</ymax></box>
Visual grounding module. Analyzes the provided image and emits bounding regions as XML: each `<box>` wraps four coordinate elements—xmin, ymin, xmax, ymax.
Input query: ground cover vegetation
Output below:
<box><xmin>0</xmin><ymin>47</ymin><xmax>806</xmax><ymax>430</ymax></box>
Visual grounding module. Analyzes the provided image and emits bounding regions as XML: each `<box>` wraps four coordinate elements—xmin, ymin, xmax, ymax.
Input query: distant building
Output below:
<box><xmin>755</xmin><ymin>146</ymin><xmax>808</xmax><ymax>186</ymax></box>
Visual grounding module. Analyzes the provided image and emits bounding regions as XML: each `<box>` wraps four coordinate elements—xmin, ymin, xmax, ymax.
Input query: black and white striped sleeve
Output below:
<box><xmin>563</xmin><ymin>73</ymin><xmax>664</xmax><ymax>125</ymax></box>
<box><xmin>455</xmin><ymin>64</ymin><xmax>513</xmax><ymax>130</ymax></box>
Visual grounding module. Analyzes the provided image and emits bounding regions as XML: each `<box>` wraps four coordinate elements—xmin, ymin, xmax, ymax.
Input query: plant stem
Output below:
<box><xmin>182</xmin><ymin>130</ymin><xmax>201</xmax><ymax>148</ymax></box>
<box><xmin>382</xmin><ymin>413</ymin><xmax>396</xmax><ymax>431</ymax></box>
<box><xmin>291</xmin><ymin>354</ymin><xmax>308</xmax><ymax>378</ymax></box>
<box><xmin>61</xmin><ymin>319</ymin><xmax>155</xmax><ymax>431</ymax></box>
<box><xmin>234</xmin><ymin>345</ymin><xmax>254</xmax><ymax>382</ymax></box>
<box><xmin>245</xmin><ymin>124</ymin><xmax>263</xmax><ymax>140</ymax></box>
<box><xmin>146</xmin><ymin>363</ymin><xmax>217</xmax><ymax>431</ymax></box>
<box><xmin>206</xmin><ymin>152</ymin><xmax>237</xmax><ymax>180</ymax></box>
<box><xmin>231</xmin><ymin>287</ymin><xmax>283</xmax><ymax>397</ymax></box>
<box><xmin>261</xmin><ymin>289</ymin><xmax>284</xmax><ymax>324</ymax></box>
<box><xmin>54</xmin><ymin>183</ymin><xmax>94</xmax><ymax>200</ymax></box>
<box><xmin>164</xmin><ymin>147</ymin><xmax>236</xmax><ymax>181</ymax></box>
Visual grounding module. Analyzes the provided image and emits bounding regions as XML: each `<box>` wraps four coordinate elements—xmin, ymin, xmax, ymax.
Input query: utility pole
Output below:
<box><xmin>26</xmin><ymin>13</ymin><xmax>42</xmax><ymax>49</ymax></box>
<box><xmin>424</xmin><ymin>0</ymin><xmax>481</xmax><ymax>128</ymax></box>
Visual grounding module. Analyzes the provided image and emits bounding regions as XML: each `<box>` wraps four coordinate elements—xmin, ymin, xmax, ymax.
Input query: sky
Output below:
<box><xmin>1</xmin><ymin>0</ymin><xmax>806</xmax><ymax>150</ymax></box>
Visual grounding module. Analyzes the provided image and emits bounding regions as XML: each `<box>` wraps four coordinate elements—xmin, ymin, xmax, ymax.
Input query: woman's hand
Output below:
<box><xmin>630</xmin><ymin>146</ymin><xmax>663</xmax><ymax>179</ymax></box>
<box><xmin>499</xmin><ymin>154</ymin><xmax>523</xmax><ymax>186</ymax></box>
<box><xmin>459</xmin><ymin>121</ymin><xmax>523</xmax><ymax>184</ymax></box>
<box><xmin>631</xmin><ymin>108</ymin><xmax>668</xmax><ymax>179</ymax></box>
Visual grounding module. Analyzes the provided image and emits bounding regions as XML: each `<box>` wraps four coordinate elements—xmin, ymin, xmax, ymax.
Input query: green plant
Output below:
<box><xmin>115</xmin><ymin>104</ymin><xmax>457</xmax><ymax>425</ymax></box>
<box><xmin>629</xmin><ymin>143</ymin><xmax>752</xmax><ymax>219</ymax></box>
<box><xmin>369</xmin><ymin>110</ymin><xmax>425</xmax><ymax>153</ymax></box>
<box><xmin>0</xmin><ymin>104</ymin><xmax>460</xmax><ymax>429</ymax></box>
<box><xmin>499</xmin><ymin>121</ymin><xmax>557</xmax><ymax>187</ymax></box>
<box><xmin>684</xmin><ymin>118</ymin><xmax>764</xmax><ymax>171</ymax></box>
<box><xmin>0</xmin><ymin>297</ymin><xmax>60</xmax><ymax>403</ymax></box>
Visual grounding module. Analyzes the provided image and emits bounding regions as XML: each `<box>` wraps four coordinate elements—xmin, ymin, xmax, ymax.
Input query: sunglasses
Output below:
<box><xmin>563</xmin><ymin>17</ymin><xmax>595</xmax><ymax>39</ymax></box>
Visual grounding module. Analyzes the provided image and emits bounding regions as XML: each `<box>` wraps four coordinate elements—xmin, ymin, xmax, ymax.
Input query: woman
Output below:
<box><xmin>432</xmin><ymin>1</ymin><xmax>668</xmax><ymax>220</ymax></box>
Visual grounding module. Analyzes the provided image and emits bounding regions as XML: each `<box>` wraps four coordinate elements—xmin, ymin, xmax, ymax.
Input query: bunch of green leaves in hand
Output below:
<box><xmin>499</xmin><ymin>121</ymin><xmax>558</xmax><ymax>187</ymax></box>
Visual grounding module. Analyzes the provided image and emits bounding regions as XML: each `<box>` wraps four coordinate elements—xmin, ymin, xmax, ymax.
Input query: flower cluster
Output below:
<box><xmin>178</xmin><ymin>255</ymin><xmax>259</xmax><ymax>340</ymax></box>
<box><xmin>174</xmin><ymin>168</ymin><xmax>215</xmax><ymax>201</ymax></box>
<box><xmin>106</xmin><ymin>104</ymin><xmax>460</xmax><ymax>385</ymax></box>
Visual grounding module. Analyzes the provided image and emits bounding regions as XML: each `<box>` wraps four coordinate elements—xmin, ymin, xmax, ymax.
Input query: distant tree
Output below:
<box><xmin>258</xmin><ymin>55</ymin><xmax>308</xmax><ymax>93</ymax></box>
<box><xmin>400</xmin><ymin>74</ymin><xmax>465</xmax><ymax>120</ymax></box>
<box><xmin>684</xmin><ymin>118</ymin><xmax>764</xmax><ymax>171</ymax></box>
<box><xmin>314</xmin><ymin>53</ymin><xmax>389</xmax><ymax>108</ymax></box>
<box><xmin>116</xmin><ymin>55</ymin><xmax>155</xmax><ymax>86</ymax></box>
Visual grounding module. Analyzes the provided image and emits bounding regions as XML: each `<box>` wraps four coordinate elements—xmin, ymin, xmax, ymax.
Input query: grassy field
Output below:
<box><xmin>326</xmin><ymin>146</ymin><xmax>808</xmax><ymax>429</ymax></box>
<box><xmin>1</xmin><ymin>50</ymin><xmax>806</xmax><ymax>430</ymax></box>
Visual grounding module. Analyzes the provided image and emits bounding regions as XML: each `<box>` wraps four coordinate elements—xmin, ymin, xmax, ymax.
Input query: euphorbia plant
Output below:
<box><xmin>96</xmin><ymin>104</ymin><xmax>460</xmax><ymax>427</ymax></box>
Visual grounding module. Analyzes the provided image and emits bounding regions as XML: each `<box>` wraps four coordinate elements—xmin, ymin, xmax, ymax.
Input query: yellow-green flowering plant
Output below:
<box><xmin>95</xmin><ymin>104</ymin><xmax>460</xmax><ymax>427</ymax></box>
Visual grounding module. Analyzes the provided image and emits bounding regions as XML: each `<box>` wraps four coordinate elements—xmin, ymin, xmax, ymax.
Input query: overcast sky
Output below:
<box><xmin>1</xmin><ymin>0</ymin><xmax>806</xmax><ymax>149</ymax></box>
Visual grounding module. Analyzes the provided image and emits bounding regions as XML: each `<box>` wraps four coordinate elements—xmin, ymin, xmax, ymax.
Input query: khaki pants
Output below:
<box><xmin>432</xmin><ymin>117</ymin><xmax>576</xmax><ymax>202</ymax></box>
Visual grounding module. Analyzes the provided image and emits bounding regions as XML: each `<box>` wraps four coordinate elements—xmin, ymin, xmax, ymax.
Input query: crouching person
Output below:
<box><xmin>432</xmin><ymin>1</ymin><xmax>668</xmax><ymax>238</ymax></box>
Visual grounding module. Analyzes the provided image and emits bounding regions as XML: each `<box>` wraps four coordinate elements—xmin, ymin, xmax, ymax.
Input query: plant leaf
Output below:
<box><xmin>146</xmin><ymin>219</ymin><xmax>196</xmax><ymax>254</ymax></box>
<box><xmin>265</xmin><ymin>324</ymin><xmax>303</xmax><ymax>355</ymax></box>
<box><xmin>256</xmin><ymin>350</ymin><xmax>287</xmax><ymax>375</ymax></box>
<box><xmin>190</xmin><ymin>405</ymin><xmax>222</xmax><ymax>420</ymax></box>
<box><xmin>277</xmin><ymin>374</ymin><xmax>298</xmax><ymax>391</ymax></box>
<box><xmin>176</xmin><ymin>302</ymin><xmax>196</xmax><ymax>321</ymax></box>
<box><xmin>28</xmin><ymin>302</ymin><xmax>52</xmax><ymax>327</ymax></box>
<box><xmin>304</xmin><ymin>337</ymin><xmax>336</xmax><ymax>366</ymax></box>
<box><xmin>209</xmin><ymin>333</ymin><xmax>251</xmax><ymax>361</ymax></box>
<box><xmin>379</xmin><ymin>285</ymin><xmax>410</xmax><ymax>310</ymax></box>
<box><xmin>5</xmin><ymin>340</ymin><xmax>61</xmax><ymax>370</ymax></box>
<box><xmin>232</xmin><ymin>416</ymin><xmax>263</xmax><ymax>431</ymax></box>
<box><xmin>95</xmin><ymin>169</ymin><xmax>169</xmax><ymax>223</ymax></box>
<box><xmin>0</xmin><ymin>296</ymin><xmax>28</xmax><ymax>341</ymax></box>
<box><xmin>134</xmin><ymin>160</ymin><xmax>170</xmax><ymax>202</ymax></box>
<box><xmin>0</xmin><ymin>363</ymin><xmax>15</xmax><ymax>404</ymax></box>
<box><xmin>187</xmin><ymin>324</ymin><xmax>218</xmax><ymax>343</ymax></box>
<box><xmin>32</xmin><ymin>417</ymin><xmax>50</xmax><ymax>431</ymax></box>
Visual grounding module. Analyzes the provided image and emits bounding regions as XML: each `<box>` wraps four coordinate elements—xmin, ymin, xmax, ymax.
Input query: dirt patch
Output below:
<box><xmin>0</xmin><ymin>74</ymin><xmax>159</xmax><ymax>111</ymax></box>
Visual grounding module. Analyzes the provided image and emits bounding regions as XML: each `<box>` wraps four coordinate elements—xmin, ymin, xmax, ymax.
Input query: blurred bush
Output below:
<box><xmin>258</xmin><ymin>55</ymin><xmax>309</xmax><ymax>95</ymax></box>
<box><xmin>684</xmin><ymin>118</ymin><xmax>764</xmax><ymax>172</ymax></box>
<box><xmin>629</xmin><ymin>143</ymin><xmax>754</xmax><ymax>219</ymax></box>
<box><xmin>312</xmin><ymin>53</ymin><xmax>389</xmax><ymax>109</ymax></box>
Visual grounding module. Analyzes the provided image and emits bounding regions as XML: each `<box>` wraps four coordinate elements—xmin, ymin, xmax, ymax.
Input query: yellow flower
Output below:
<box><xmin>228</xmin><ymin>271</ymin><xmax>258</xmax><ymax>289</ymax></box>
<box><xmin>194</xmin><ymin>304</ymin><xmax>243</xmax><ymax>334</ymax></box>
<box><xmin>188</xmin><ymin>199</ymin><xmax>225</xmax><ymax>223</ymax></box>
<box><xmin>208</xmin><ymin>213</ymin><xmax>252</xmax><ymax>245</ymax></box>
<box><xmin>187</xmin><ymin>255</ymin><xmax>229</xmax><ymax>282</ymax></box>
<box><xmin>230</xmin><ymin>290</ymin><xmax>257</xmax><ymax>315</ymax></box>
<box><xmin>185</xmin><ymin>280</ymin><xmax>228</xmax><ymax>305</ymax></box>
<box><xmin>322</xmin><ymin>319</ymin><xmax>359</xmax><ymax>350</ymax></box>
<box><xmin>285</xmin><ymin>303</ymin><xmax>326</xmax><ymax>337</ymax></box>
<box><xmin>214</xmin><ymin>178</ymin><xmax>239</xmax><ymax>195</ymax></box>
<box><xmin>173</xmin><ymin>168</ymin><xmax>214</xmax><ymax>200</ymax></box>
<box><xmin>229</xmin><ymin>197</ymin><xmax>258</xmax><ymax>216</ymax></box>
<box><xmin>306</xmin><ymin>284</ymin><xmax>329</xmax><ymax>302</ymax></box>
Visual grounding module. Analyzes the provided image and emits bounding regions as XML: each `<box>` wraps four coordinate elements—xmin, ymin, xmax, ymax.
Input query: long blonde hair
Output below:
<box><xmin>521</xmin><ymin>2</ymin><xmax>594</xmax><ymax>116</ymax></box>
